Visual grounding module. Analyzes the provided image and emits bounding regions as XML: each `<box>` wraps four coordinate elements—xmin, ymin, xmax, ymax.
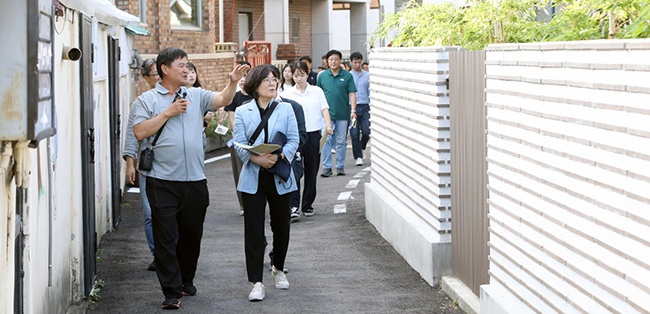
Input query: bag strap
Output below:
<box><xmin>150</xmin><ymin>89</ymin><xmax>186</xmax><ymax>147</ymax></box>
<box><xmin>150</xmin><ymin>121</ymin><xmax>166</xmax><ymax>147</ymax></box>
<box><xmin>248</xmin><ymin>101</ymin><xmax>278</xmax><ymax>145</ymax></box>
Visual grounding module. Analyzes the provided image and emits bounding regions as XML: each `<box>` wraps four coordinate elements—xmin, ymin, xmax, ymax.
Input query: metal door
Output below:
<box><xmin>107</xmin><ymin>36</ymin><xmax>121</xmax><ymax>227</ymax></box>
<box><xmin>79</xmin><ymin>13</ymin><xmax>97</xmax><ymax>298</ymax></box>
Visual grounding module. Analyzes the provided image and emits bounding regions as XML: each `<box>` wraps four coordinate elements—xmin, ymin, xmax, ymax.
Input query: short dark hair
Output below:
<box><xmin>326</xmin><ymin>50</ymin><xmax>342</xmax><ymax>60</ymax></box>
<box><xmin>290</xmin><ymin>61</ymin><xmax>309</xmax><ymax>76</ymax></box>
<box><xmin>362</xmin><ymin>62</ymin><xmax>369</xmax><ymax>66</ymax></box>
<box><xmin>141</xmin><ymin>58</ymin><xmax>156</xmax><ymax>76</ymax></box>
<box><xmin>350</xmin><ymin>52</ymin><xmax>363</xmax><ymax>61</ymax></box>
<box><xmin>156</xmin><ymin>47</ymin><xmax>188</xmax><ymax>80</ymax></box>
<box><xmin>187</xmin><ymin>62</ymin><xmax>201</xmax><ymax>88</ymax></box>
<box><xmin>299</xmin><ymin>55</ymin><xmax>312</xmax><ymax>63</ymax></box>
<box><xmin>243</xmin><ymin>64</ymin><xmax>280</xmax><ymax>99</ymax></box>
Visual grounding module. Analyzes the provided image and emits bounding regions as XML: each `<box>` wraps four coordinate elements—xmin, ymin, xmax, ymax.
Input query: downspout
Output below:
<box><xmin>13</xmin><ymin>141</ymin><xmax>31</xmax><ymax>190</ymax></box>
<box><xmin>219</xmin><ymin>0</ymin><xmax>224</xmax><ymax>42</ymax></box>
<box><xmin>12</xmin><ymin>140</ymin><xmax>31</xmax><ymax>312</ymax></box>
<box><xmin>0</xmin><ymin>142</ymin><xmax>12</xmax><ymax>180</ymax></box>
<box><xmin>2</xmin><ymin>141</ymin><xmax>18</xmax><ymax>313</ymax></box>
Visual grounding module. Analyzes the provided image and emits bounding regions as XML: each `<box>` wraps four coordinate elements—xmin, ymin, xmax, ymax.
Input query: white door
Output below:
<box><xmin>238</xmin><ymin>13</ymin><xmax>250</xmax><ymax>49</ymax></box>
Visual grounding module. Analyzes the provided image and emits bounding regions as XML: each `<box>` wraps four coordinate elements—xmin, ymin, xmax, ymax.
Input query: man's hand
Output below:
<box><xmin>125</xmin><ymin>156</ymin><xmax>137</xmax><ymax>185</ymax></box>
<box><xmin>166</xmin><ymin>98</ymin><xmax>189</xmax><ymax>117</ymax></box>
<box><xmin>204</xmin><ymin>111</ymin><xmax>215</xmax><ymax>124</ymax></box>
<box><xmin>229</xmin><ymin>63</ymin><xmax>251</xmax><ymax>83</ymax></box>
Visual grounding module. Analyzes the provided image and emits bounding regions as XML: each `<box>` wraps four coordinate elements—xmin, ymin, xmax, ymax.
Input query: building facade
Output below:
<box><xmin>0</xmin><ymin>0</ymin><xmax>142</xmax><ymax>313</ymax></box>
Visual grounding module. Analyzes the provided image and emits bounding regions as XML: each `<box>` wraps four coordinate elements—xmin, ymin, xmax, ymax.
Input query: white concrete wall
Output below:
<box><xmin>19</xmin><ymin>11</ymin><xmax>82</xmax><ymax>313</ymax></box>
<box><xmin>332</xmin><ymin>10</ymin><xmax>351</xmax><ymax>57</ymax></box>
<box><xmin>311</xmin><ymin>0</ymin><xmax>333</xmax><ymax>61</ymax></box>
<box><xmin>349</xmin><ymin>2</ymin><xmax>369</xmax><ymax>58</ymax></box>
<box><xmin>264</xmin><ymin>0</ymin><xmax>289</xmax><ymax>59</ymax></box>
<box><xmin>482</xmin><ymin>39</ymin><xmax>650</xmax><ymax>314</ymax></box>
<box><xmin>366</xmin><ymin>46</ymin><xmax>461</xmax><ymax>286</ymax></box>
<box><xmin>0</xmin><ymin>9</ymin><xmax>135</xmax><ymax>314</ymax></box>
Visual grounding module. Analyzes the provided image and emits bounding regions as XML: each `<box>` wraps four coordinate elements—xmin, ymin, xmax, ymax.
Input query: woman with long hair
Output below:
<box><xmin>186</xmin><ymin>62</ymin><xmax>202</xmax><ymax>88</ymax></box>
<box><xmin>279</xmin><ymin>63</ymin><xmax>294</xmax><ymax>92</ymax></box>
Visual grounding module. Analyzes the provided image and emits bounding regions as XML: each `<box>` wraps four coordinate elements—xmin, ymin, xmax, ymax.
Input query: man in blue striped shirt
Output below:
<box><xmin>349</xmin><ymin>52</ymin><xmax>371</xmax><ymax>166</ymax></box>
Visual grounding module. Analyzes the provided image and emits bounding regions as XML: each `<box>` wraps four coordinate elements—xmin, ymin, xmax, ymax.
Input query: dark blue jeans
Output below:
<box><xmin>350</xmin><ymin>103</ymin><xmax>371</xmax><ymax>159</ymax></box>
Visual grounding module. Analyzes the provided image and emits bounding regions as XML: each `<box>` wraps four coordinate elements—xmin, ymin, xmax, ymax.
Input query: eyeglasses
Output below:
<box><xmin>262</xmin><ymin>77</ymin><xmax>279</xmax><ymax>84</ymax></box>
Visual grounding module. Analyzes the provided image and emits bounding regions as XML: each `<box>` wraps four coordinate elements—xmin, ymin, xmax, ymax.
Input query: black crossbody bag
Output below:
<box><xmin>138</xmin><ymin>90</ymin><xmax>186</xmax><ymax>171</ymax></box>
<box><xmin>138</xmin><ymin>122</ymin><xmax>165</xmax><ymax>171</ymax></box>
<box><xmin>248</xmin><ymin>101</ymin><xmax>291</xmax><ymax>182</ymax></box>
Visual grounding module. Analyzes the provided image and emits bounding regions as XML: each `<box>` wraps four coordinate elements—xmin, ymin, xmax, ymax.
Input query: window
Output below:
<box><xmin>291</xmin><ymin>17</ymin><xmax>300</xmax><ymax>39</ymax></box>
<box><xmin>170</xmin><ymin>0</ymin><xmax>202</xmax><ymax>29</ymax></box>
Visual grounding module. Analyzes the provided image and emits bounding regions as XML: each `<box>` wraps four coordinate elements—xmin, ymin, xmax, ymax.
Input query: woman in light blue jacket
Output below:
<box><xmin>233</xmin><ymin>64</ymin><xmax>299</xmax><ymax>302</ymax></box>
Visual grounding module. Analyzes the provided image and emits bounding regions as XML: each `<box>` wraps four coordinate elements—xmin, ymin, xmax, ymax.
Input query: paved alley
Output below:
<box><xmin>86</xmin><ymin>146</ymin><xmax>462</xmax><ymax>314</ymax></box>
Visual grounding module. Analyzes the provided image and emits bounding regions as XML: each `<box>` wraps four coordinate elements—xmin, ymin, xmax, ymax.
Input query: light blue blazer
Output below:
<box><xmin>233</xmin><ymin>99</ymin><xmax>299</xmax><ymax>195</ymax></box>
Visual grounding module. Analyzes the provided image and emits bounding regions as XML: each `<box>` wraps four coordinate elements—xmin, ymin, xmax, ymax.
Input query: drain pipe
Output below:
<box><xmin>2</xmin><ymin>142</ymin><xmax>19</xmax><ymax>313</ymax></box>
<box><xmin>219</xmin><ymin>0</ymin><xmax>224</xmax><ymax>43</ymax></box>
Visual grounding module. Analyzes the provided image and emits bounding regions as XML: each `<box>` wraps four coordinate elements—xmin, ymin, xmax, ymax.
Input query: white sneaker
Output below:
<box><xmin>331</xmin><ymin>148</ymin><xmax>336</xmax><ymax>154</ymax></box>
<box><xmin>355</xmin><ymin>158</ymin><xmax>363</xmax><ymax>166</ymax></box>
<box><xmin>248</xmin><ymin>282</ymin><xmax>265</xmax><ymax>301</ymax></box>
<box><xmin>272</xmin><ymin>266</ymin><xmax>290</xmax><ymax>289</ymax></box>
<box><xmin>290</xmin><ymin>207</ymin><xmax>300</xmax><ymax>221</ymax></box>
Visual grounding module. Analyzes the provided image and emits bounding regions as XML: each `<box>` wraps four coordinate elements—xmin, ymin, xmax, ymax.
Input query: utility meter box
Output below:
<box><xmin>0</xmin><ymin>0</ymin><xmax>56</xmax><ymax>145</ymax></box>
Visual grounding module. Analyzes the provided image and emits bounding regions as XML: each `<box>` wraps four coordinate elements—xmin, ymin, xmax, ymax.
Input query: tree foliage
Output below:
<box><xmin>371</xmin><ymin>0</ymin><xmax>650</xmax><ymax>49</ymax></box>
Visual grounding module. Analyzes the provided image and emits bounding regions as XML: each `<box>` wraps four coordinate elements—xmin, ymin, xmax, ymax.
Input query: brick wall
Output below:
<box><xmin>119</xmin><ymin>0</ymin><xmax>236</xmax><ymax>97</ymax></box>
<box><xmin>276</xmin><ymin>43</ymin><xmax>300</xmax><ymax>63</ymax></box>
<box><xmin>289</xmin><ymin>0</ymin><xmax>312</xmax><ymax>60</ymax></box>
<box><xmin>134</xmin><ymin>53</ymin><xmax>235</xmax><ymax>97</ymax></box>
<box><xmin>219</xmin><ymin>0</ymin><xmax>265</xmax><ymax>45</ymax></box>
<box><xmin>117</xmin><ymin>0</ymin><xmax>217</xmax><ymax>54</ymax></box>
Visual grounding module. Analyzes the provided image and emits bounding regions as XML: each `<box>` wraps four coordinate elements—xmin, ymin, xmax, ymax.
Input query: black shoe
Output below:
<box><xmin>321</xmin><ymin>168</ymin><xmax>333</xmax><ymax>177</ymax></box>
<box><xmin>182</xmin><ymin>285</ymin><xmax>197</xmax><ymax>296</ymax></box>
<box><xmin>162</xmin><ymin>298</ymin><xmax>181</xmax><ymax>310</ymax></box>
<box><xmin>147</xmin><ymin>260</ymin><xmax>156</xmax><ymax>271</ymax></box>
<box><xmin>336</xmin><ymin>168</ymin><xmax>346</xmax><ymax>176</ymax></box>
<box><xmin>303</xmin><ymin>208</ymin><xmax>314</xmax><ymax>217</ymax></box>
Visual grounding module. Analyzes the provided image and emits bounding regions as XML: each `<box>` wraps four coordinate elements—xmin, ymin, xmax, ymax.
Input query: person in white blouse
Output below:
<box><xmin>279</xmin><ymin>63</ymin><xmax>295</xmax><ymax>93</ymax></box>
<box><xmin>281</xmin><ymin>61</ymin><xmax>333</xmax><ymax>217</ymax></box>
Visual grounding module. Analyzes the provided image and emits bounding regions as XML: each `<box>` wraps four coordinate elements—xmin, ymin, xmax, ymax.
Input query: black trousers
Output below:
<box><xmin>242</xmin><ymin>171</ymin><xmax>291</xmax><ymax>283</ymax></box>
<box><xmin>146</xmin><ymin>177</ymin><xmax>209</xmax><ymax>299</ymax></box>
<box><xmin>229</xmin><ymin>145</ymin><xmax>244</xmax><ymax>210</ymax></box>
<box><xmin>301</xmin><ymin>131</ymin><xmax>321</xmax><ymax>211</ymax></box>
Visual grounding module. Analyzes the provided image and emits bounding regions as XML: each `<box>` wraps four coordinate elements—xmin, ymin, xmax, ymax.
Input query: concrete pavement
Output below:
<box><xmin>86</xmin><ymin>146</ymin><xmax>463</xmax><ymax>314</ymax></box>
